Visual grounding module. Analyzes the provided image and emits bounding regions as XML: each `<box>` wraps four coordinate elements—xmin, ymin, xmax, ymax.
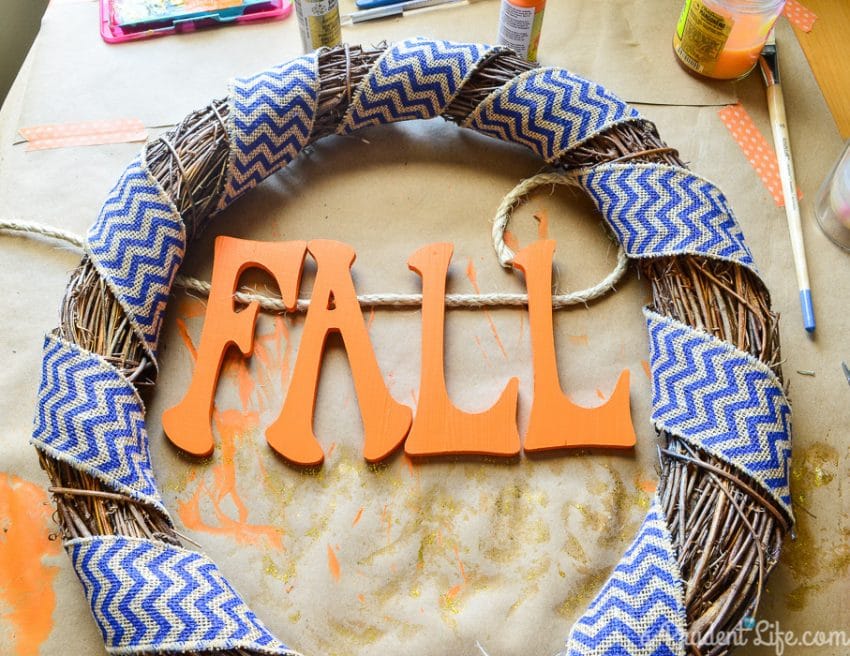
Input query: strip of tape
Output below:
<box><xmin>19</xmin><ymin>119</ymin><xmax>147</xmax><ymax>151</ymax></box>
<box><xmin>717</xmin><ymin>103</ymin><xmax>802</xmax><ymax>208</ymax></box>
<box><xmin>783</xmin><ymin>0</ymin><xmax>817</xmax><ymax>33</ymax></box>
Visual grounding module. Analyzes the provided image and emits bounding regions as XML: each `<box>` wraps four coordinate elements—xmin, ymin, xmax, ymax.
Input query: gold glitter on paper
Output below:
<box><xmin>782</xmin><ymin>441</ymin><xmax>846</xmax><ymax>611</ymax></box>
<box><xmin>563</xmin><ymin>533</ymin><xmax>589</xmax><ymax>566</ymax></box>
<box><xmin>556</xmin><ymin>566</ymin><xmax>611</xmax><ymax>621</ymax></box>
<box><xmin>509</xmin><ymin>556</ymin><xmax>552</xmax><ymax>615</ymax></box>
<box><xmin>327</xmin><ymin>619</ymin><xmax>383</xmax><ymax>646</ymax></box>
<box><xmin>263</xmin><ymin>553</ymin><xmax>296</xmax><ymax>584</ymax></box>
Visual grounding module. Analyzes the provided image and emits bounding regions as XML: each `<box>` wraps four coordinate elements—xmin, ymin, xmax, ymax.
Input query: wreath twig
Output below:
<box><xmin>34</xmin><ymin>41</ymin><xmax>790</xmax><ymax>656</ymax></box>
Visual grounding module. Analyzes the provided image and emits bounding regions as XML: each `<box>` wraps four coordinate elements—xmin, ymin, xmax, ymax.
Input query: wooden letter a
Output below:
<box><xmin>266</xmin><ymin>240</ymin><xmax>412</xmax><ymax>466</ymax></box>
<box><xmin>512</xmin><ymin>240</ymin><xmax>636</xmax><ymax>451</ymax></box>
<box><xmin>162</xmin><ymin>236</ymin><xmax>307</xmax><ymax>457</ymax></box>
<box><xmin>404</xmin><ymin>243</ymin><xmax>521</xmax><ymax>457</ymax></box>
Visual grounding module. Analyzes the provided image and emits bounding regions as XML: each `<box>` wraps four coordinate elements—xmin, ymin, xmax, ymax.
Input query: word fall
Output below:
<box><xmin>163</xmin><ymin>237</ymin><xmax>636</xmax><ymax>466</ymax></box>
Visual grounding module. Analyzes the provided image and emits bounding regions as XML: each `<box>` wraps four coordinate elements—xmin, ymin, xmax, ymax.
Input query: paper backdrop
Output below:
<box><xmin>0</xmin><ymin>2</ymin><xmax>847</xmax><ymax>655</ymax></box>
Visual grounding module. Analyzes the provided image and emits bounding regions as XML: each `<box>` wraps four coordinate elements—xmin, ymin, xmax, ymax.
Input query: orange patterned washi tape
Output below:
<box><xmin>783</xmin><ymin>0</ymin><xmax>817</xmax><ymax>33</ymax></box>
<box><xmin>717</xmin><ymin>103</ymin><xmax>802</xmax><ymax>207</ymax></box>
<box><xmin>19</xmin><ymin>119</ymin><xmax>147</xmax><ymax>151</ymax></box>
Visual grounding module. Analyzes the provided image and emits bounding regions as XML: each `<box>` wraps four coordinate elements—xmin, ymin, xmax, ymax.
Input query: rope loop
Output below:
<box><xmin>490</xmin><ymin>172</ymin><xmax>629</xmax><ymax>307</ymax></box>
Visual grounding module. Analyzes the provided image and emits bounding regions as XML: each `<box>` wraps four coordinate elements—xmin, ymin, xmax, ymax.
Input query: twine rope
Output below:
<box><xmin>0</xmin><ymin>174</ymin><xmax>629</xmax><ymax>313</ymax></box>
<box><xmin>493</xmin><ymin>172</ymin><xmax>583</xmax><ymax>266</ymax></box>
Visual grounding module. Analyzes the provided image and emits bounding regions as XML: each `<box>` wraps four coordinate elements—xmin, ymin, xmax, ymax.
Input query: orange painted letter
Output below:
<box><xmin>266</xmin><ymin>240</ymin><xmax>412</xmax><ymax>466</ymax></box>
<box><xmin>405</xmin><ymin>243</ymin><xmax>520</xmax><ymax>457</ymax></box>
<box><xmin>162</xmin><ymin>237</ymin><xmax>307</xmax><ymax>457</ymax></box>
<box><xmin>512</xmin><ymin>240</ymin><xmax>635</xmax><ymax>451</ymax></box>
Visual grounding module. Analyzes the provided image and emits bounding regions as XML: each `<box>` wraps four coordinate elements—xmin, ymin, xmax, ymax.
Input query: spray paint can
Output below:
<box><xmin>293</xmin><ymin>0</ymin><xmax>342</xmax><ymax>51</ymax></box>
<box><xmin>497</xmin><ymin>0</ymin><xmax>547</xmax><ymax>62</ymax></box>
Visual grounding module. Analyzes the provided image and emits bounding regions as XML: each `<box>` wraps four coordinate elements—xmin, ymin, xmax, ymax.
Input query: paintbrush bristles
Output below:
<box><xmin>759</xmin><ymin>29</ymin><xmax>779</xmax><ymax>86</ymax></box>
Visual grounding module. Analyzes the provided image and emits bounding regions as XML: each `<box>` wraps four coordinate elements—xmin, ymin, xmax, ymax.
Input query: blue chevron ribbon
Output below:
<box><xmin>578</xmin><ymin>163</ymin><xmax>757</xmax><ymax>271</ymax></box>
<box><xmin>646</xmin><ymin>310</ymin><xmax>792</xmax><ymax>518</ymax></box>
<box><xmin>40</xmin><ymin>40</ymin><xmax>792</xmax><ymax>655</ymax></box>
<box><xmin>463</xmin><ymin>67</ymin><xmax>641</xmax><ymax>163</ymax></box>
<box><xmin>338</xmin><ymin>38</ymin><xmax>501</xmax><ymax>135</ymax></box>
<box><xmin>565</xmin><ymin>496</ymin><xmax>687</xmax><ymax>656</ymax></box>
<box><xmin>219</xmin><ymin>54</ymin><xmax>319</xmax><ymax>209</ymax></box>
<box><xmin>86</xmin><ymin>156</ymin><xmax>186</xmax><ymax>361</ymax></box>
<box><xmin>31</xmin><ymin>334</ymin><xmax>168</xmax><ymax>517</ymax></box>
<box><xmin>68</xmin><ymin>536</ymin><xmax>296</xmax><ymax>655</ymax></box>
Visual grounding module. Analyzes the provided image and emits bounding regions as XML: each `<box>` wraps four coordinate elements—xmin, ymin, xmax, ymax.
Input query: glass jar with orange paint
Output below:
<box><xmin>673</xmin><ymin>0</ymin><xmax>785</xmax><ymax>80</ymax></box>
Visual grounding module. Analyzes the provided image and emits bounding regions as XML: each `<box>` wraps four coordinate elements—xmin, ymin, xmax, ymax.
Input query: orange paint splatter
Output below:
<box><xmin>533</xmin><ymin>208</ymin><xmax>549</xmax><ymax>239</ymax></box>
<box><xmin>466</xmin><ymin>258</ymin><xmax>509</xmax><ymax>360</ymax></box>
<box><xmin>177</xmin><ymin>409</ymin><xmax>284</xmax><ymax>549</ymax></box>
<box><xmin>641</xmin><ymin>360</ymin><xmax>651</xmax><ymax>380</ymax></box>
<box><xmin>503</xmin><ymin>229</ymin><xmax>520</xmax><ymax>253</ymax></box>
<box><xmin>232</xmin><ymin>354</ymin><xmax>255</xmax><ymax>412</ymax></box>
<box><xmin>327</xmin><ymin>442</ymin><xmax>337</xmax><ymax>458</ymax></box>
<box><xmin>0</xmin><ymin>474</ymin><xmax>61</xmax><ymax>656</ymax></box>
<box><xmin>327</xmin><ymin>545</ymin><xmax>341</xmax><ymax>582</ymax></box>
<box><xmin>357</xmin><ymin>593</ymin><xmax>366</xmax><ymax>604</ymax></box>
<box><xmin>252</xmin><ymin>316</ymin><xmax>291</xmax><ymax>412</ymax></box>
<box><xmin>638</xmin><ymin>479</ymin><xmax>658</xmax><ymax>494</ymax></box>
<box><xmin>473</xmin><ymin>335</ymin><xmax>493</xmax><ymax>368</ymax></box>
<box><xmin>380</xmin><ymin>505</ymin><xmax>393</xmax><ymax>543</ymax></box>
<box><xmin>175</xmin><ymin>317</ymin><xmax>197</xmax><ymax>362</ymax></box>
<box><xmin>465</xmin><ymin>257</ymin><xmax>478</xmax><ymax>288</ymax></box>
<box><xmin>175</xmin><ymin>295</ymin><xmax>207</xmax><ymax>320</ymax></box>
<box><xmin>446</xmin><ymin>583</ymin><xmax>463</xmax><ymax>600</ymax></box>
<box><xmin>595</xmin><ymin>388</ymin><xmax>606</xmax><ymax>401</ymax></box>
<box><xmin>453</xmin><ymin>544</ymin><xmax>468</xmax><ymax>582</ymax></box>
<box><xmin>366</xmin><ymin>307</ymin><xmax>376</xmax><ymax>331</ymax></box>
<box><xmin>568</xmin><ymin>334</ymin><xmax>589</xmax><ymax>346</ymax></box>
<box><xmin>352</xmin><ymin>507</ymin><xmax>364</xmax><ymax>527</ymax></box>
<box><xmin>403</xmin><ymin>453</ymin><xmax>416</xmax><ymax>478</ymax></box>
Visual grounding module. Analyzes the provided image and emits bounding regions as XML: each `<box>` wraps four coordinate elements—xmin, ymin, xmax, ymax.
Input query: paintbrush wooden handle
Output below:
<box><xmin>765</xmin><ymin>82</ymin><xmax>816</xmax><ymax>332</ymax></box>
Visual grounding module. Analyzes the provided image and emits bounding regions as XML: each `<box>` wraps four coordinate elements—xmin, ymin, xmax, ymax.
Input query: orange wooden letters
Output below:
<box><xmin>512</xmin><ymin>240</ymin><xmax>636</xmax><ymax>451</ymax></box>
<box><xmin>162</xmin><ymin>237</ymin><xmax>307</xmax><ymax>457</ymax></box>
<box><xmin>164</xmin><ymin>236</ymin><xmax>637</xmax><ymax>464</ymax></box>
<box><xmin>266</xmin><ymin>240</ymin><xmax>412</xmax><ymax>466</ymax></box>
<box><xmin>404</xmin><ymin>243</ymin><xmax>521</xmax><ymax>458</ymax></box>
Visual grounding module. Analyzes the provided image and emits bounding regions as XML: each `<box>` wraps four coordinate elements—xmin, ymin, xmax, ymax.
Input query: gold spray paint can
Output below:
<box><xmin>293</xmin><ymin>0</ymin><xmax>342</xmax><ymax>51</ymax></box>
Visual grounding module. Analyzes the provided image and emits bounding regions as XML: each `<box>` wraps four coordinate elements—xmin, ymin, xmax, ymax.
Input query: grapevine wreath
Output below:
<box><xmin>32</xmin><ymin>39</ymin><xmax>792</xmax><ymax>656</ymax></box>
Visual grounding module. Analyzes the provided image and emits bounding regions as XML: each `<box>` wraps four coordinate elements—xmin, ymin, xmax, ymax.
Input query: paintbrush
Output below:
<box><xmin>759</xmin><ymin>30</ymin><xmax>816</xmax><ymax>333</ymax></box>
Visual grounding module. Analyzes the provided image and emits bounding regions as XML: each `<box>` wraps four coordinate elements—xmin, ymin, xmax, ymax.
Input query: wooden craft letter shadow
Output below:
<box><xmin>162</xmin><ymin>236</ymin><xmax>307</xmax><ymax>457</ymax></box>
<box><xmin>405</xmin><ymin>242</ymin><xmax>521</xmax><ymax>457</ymax></box>
<box><xmin>266</xmin><ymin>240</ymin><xmax>413</xmax><ymax>466</ymax></box>
<box><xmin>512</xmin><ymin>240</ymin><xmax>636</xmax><ymax>451</ymax></box>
